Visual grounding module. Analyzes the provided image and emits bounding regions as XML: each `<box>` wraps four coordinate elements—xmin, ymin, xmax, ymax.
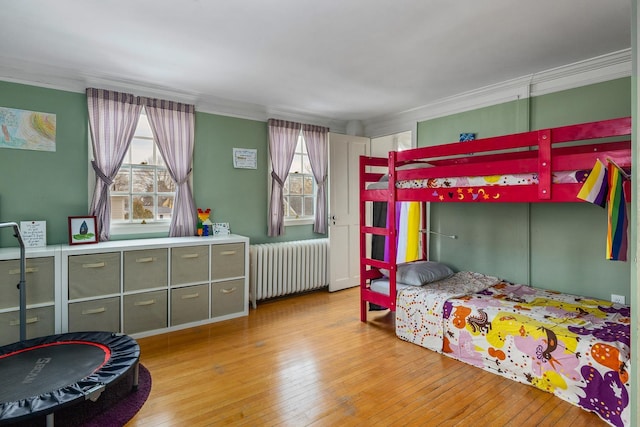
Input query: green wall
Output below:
<box><xmin>0</xmin><ymin>80</ymin><xmax>321</xmax><ymax>247</ymax></box>
<box><xmin>418</xmin><ymin>78</ymin><xmax>631</xmax><ymax>301</ymax></box>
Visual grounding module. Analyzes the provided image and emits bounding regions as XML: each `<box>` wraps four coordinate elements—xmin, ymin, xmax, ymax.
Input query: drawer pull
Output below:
<box><xmin>134</xmin><ymin>299</ymin><xmax>156</xmax><ymax>306</ymax></box>
<box><xmin>9</xmin><ymin>267</ymin><xmax>39</xmax><ymax>275</ymax></box>
<box><xmin>82</xmin><ymin>307</ymin><xmax>106</xmax><ymax>315</ymax></box>
<box><xmin>9</xmin><ymin>316</ymin><xmax>39</xmax><ymax>326</ymax></box>
<box><xmin>220</xmin><ymin>287</ymin><xmax>237</xmax><ymax>294</ymax></box>
<box><xmin>181</xmin><ymin>253</ymin><xmax>199</xmax><ymax>259</ymax></box>
<box><xmin>181</xmin><ymin>293</ymin><xmax>199</xmax><ymax>299</ymax></box>
<box><xmin>136</xmin><ymin>257</ymin><xmax>155</xmax><ymax>263</ymax></box>
<box><xmin>83</xmin><ymin>262</ymin><xmax>106</xmax><ymax>269</ymax></box>
<box><xmin>220</xmin><ymin>250</ymin><xmax>236</xmax><ymax>256</ymax></box>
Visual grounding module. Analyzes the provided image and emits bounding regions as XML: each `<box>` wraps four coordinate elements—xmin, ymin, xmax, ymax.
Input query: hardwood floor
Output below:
<box><xmin>127</xmin><ymin>287</ymin><xmax>604</xmax><ymax>426</ymax></box>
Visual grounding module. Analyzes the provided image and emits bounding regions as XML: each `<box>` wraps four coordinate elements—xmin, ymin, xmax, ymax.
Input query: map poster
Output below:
<box><xmin>0</xmin><ymin>107</ymin><xmax>56</xmax><ymax>152</ymax></box>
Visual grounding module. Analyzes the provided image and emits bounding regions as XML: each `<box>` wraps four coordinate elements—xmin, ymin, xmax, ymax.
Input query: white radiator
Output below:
<box><xmin>249</xmin><ymin>238</ymin><xmax>329</xmax><ymax>307</ymax></box>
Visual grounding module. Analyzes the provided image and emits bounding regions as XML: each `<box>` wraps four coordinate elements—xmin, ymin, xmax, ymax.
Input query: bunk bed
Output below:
<box><xmin>358</xmin><ymin>117</ymin><xmax>632</xmax><ymax>427</ymax></box>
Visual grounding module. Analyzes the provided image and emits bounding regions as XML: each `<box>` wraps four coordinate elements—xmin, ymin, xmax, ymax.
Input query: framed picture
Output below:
<box><xmin>68</xmin><ymin>216</ymin><xmax>99</xmax><ymax>245</ymax></box>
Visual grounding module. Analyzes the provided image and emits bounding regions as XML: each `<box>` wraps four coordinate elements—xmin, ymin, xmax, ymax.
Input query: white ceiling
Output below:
<box><xmin>0</xmin><ymin>1</ymin><xmax>632</xmax><ymax>128</ymax></box>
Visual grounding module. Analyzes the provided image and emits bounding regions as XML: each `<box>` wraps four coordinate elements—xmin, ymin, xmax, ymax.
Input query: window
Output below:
<box><xmin>283</xmin><ymin>134</ymin><xmax>315</xmax><ymax>224</ymax></box>
<box><xmin>109</xmin><ymin>114</ymin><xmax>174</xmax><ymax>232</ymax></box>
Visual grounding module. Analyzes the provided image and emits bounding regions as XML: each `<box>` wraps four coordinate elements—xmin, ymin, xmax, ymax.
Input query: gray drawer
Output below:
<box><xmin>211</xmin><ymin>243</ymin><xmax>245</xmax><ymax>280</ymax></box>
<box><xmin>124</xmin><ymin>248</ymin><xmax>168</xmax><ymax>292</ymax></box>
<box><xmin>171</xmin><ymin>246</ymin><xmax>208</xmax><ymax>286</ymax></box>
<box><xmin>69</xmin><ymin>252</ymin><xmax>120</xmax><ymax>299</ymax></box>
<box><xmin>211</xmin><ymin>279</ymin><xmax>245</xmax><ymax>317</ymax></box>
<box><xmin>68</xmin><ymin>297</ymin><xmax>120</xmax><ymax>333</ymax></box>
<box><xmin>0</xmin><ymin>257</ymin><xmax>54</xmax><ymax>309</ymax></box>
<box><xmin>123</xmin><ymin>290</ymin><xmax>167</xmax><ymax>334</ymax></box>
<box><xmin>0</xmin><ymin>306</ymin><xmax>55</xmax><ymax>347</ymax></box>
<box><xmin>170</xmin><ymin>284</ymin><xmax>209</xmax><ymax>326</ymax></box>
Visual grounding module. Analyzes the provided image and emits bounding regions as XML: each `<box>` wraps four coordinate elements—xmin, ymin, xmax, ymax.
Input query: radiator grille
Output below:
<box><xmin>249</xmin><ymin>239</ymin><xmax>329</xmax><ymax>305</ymax></box>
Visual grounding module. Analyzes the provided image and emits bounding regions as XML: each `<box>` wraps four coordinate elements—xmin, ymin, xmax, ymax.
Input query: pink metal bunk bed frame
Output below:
<box><xmin>358</xmin><ymin>116</ymin><xmax>632</xmax><ymax>321</ymax></box>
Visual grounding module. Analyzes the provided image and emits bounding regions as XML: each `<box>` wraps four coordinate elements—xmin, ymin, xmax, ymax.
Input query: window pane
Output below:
<box><xmin>288</xmin><ymin>196</ymin><xmax>302</xmax><ymax>217</ymax></box>
<box><xmin>303</xmin><ymin>175</ymin><xmax>314</xmax><ymax>195</ymax></box>
<box><xmin>136</xmin><ymin>115</ymin><xmax>154</xmax><ymax>138</ymax></box>
<box><xmin>130</xmin><ymin>137</ymin><xmax>154</xmax><ymax>165</ymax></box>
<box><xmin>302</xmin><ymin>155</ymin><xmax>313</xmax><ymax>175</ymax></box>
<box><xmin>295</xmin><ymin>135</ymin><xmax>303</xmax><ymax>154</ymax></box>
<box><xmin>157</xmin><ymin>196</ymin><xmax>173</xmax><ymax>220</ymax></box>
<box><xmin>283</xmin><ymin>177</ymin><xmax>289</xmax><ymax>196</ymax></box>
<box><xmin>289</xmin><ymin>154</ymin><xmax>301</xmax><ymax>174</ymax></box>
<box><xmin>111</xmin><ymin>169</ymin><xmax>130</xmax><ymax>192</ymax></box>
<box><xmin>304</xmin><ymin>196</ymin><xmax>314</xmax><ymax>216</ymax></box>
<box><xmin>157</xmin><ymin>170</ymin><xmax>175</xmax><ymax>192</ymax></box>
<box><xmin>289</xmin><ymin>174</ymin><xmax>303</xmax><ymax>195</ymax></box>
<box><xmin>110</xmin><ymin>195</ymin><xmax>129</xmax><ymax>220</ymax></box>
<box><xmin>131</xmin><ymin>195</ymin><xmax>154</xmax><ymax>220</ymax></box>
<box><xmin>132</xmin><ymin>167</ymin><xmax>155</xmax><ymax>192</ymax></box>
<box><xmin>283</xmin><ymin>198</ymin><xmax>294</xmax><ymax>216</ymax></box>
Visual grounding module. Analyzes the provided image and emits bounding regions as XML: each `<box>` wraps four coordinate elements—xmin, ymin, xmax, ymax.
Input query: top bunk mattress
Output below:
<box><xmin>367</xmin><ymin>169</ymin><xmax>587</xmax><ymax>190</ymax></box>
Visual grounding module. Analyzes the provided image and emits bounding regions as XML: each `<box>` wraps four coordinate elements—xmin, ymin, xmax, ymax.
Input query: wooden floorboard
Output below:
<box><xmin>127</xmin><ymin>287</ymin><xmax>605</xmax><ymax>426</ymax></box>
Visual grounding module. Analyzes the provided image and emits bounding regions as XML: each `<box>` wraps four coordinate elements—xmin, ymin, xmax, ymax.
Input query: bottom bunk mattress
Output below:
<box><xmin>395</xmin><ymin>271</ymin><xmax>631</xmax><ymax>427</ymax></box>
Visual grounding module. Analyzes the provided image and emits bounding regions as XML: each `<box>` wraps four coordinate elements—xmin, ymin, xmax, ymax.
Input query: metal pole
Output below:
<box><xmin>0</xmin><ymin>222</ymin><xmax>26</xmax><ymax>341</ymax></box>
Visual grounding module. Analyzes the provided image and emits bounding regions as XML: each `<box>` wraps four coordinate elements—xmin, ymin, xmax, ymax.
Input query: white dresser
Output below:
<box><xmin>0</xmin><ymin>235</ymin><xmax>249</xmax><ymax>345</ymax></box>
<box><xmin>0</xmin><ymin>246</ymin><xmax>61</xmax><ymax>346</ymax></box>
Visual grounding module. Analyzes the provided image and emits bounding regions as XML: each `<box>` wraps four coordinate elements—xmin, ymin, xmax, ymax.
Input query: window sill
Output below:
<box><xmin>284</xmin><ymin>218</ymin><xmax>314</xmax><ymax>227</ymax></box>
<box><xmin>110</xmin><ymin>222</ymin><xmax>170</xmax><ymax>236</ymax></box>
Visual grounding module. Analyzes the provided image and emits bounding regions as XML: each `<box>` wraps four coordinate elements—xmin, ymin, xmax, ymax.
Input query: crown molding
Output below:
<box><xmin>0</xmin><ymin>56</ymin><xmax>347</xmax><ymax>132</ymax></box>
<box><xmin>363</xmin><ymin>49</ymin><xmax>632</xmax><ymax>138</ymax></box>
<box><xmin>0</xmin><ymin>49</ymin><xmax>630</xmax><ymax>138</ymax></box>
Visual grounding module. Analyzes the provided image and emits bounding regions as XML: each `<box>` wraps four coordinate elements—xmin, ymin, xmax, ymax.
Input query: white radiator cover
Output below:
<box><xmin>249</xmin><ymin>238</ymin><xmax>329</xmax><ymax>306</ymax></box>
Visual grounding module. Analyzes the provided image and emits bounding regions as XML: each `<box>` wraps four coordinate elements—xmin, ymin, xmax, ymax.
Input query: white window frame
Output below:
<box><xmin>88</xmin><ymin>112</ymin><xmax>176</xmax><ymax>236</ymax></box>
<box><xmin>270</xmin><ymin>133</ymin><xmax>316</xmax><ymax>227</ymax></box>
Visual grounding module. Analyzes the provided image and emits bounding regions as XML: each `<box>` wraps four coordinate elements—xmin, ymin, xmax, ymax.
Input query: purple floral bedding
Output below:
<box><xmin>396</xmin><ymin>273</ymin><xmax>631</xmax><ymax>427</ymax></box>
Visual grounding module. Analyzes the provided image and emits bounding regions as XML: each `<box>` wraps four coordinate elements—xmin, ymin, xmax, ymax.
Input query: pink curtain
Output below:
<box><xmin>144</xmin><ymin>99</ymin><xmax>197</xmax><ymax>237</ymax></box>
<box><xmin>302</xmin><ymin>124</ymin><xmax>329</xmax><ymax>234</ymax></box>
<box><xmin>268</xmin><ymin>119</ymin><xmax>301</xmax><ymax>236</ymax></box>
<box><xmin>87</xmin><ymin>88</ymin><xmax>143</xmax><ymax>241</ymax></box>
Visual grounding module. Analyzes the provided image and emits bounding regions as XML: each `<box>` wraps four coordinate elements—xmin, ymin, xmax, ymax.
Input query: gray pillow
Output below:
<box><xmin>380</xmin><ymin>260</ymin><xmax>454</xmax><ymax>286</ymax></box>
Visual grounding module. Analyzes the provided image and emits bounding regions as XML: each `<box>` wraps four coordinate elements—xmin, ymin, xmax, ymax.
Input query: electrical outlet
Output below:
<box><xmin>611</xmin><ymin>294</ymin><xmax>625</xmax><ymax>304</ymax></box>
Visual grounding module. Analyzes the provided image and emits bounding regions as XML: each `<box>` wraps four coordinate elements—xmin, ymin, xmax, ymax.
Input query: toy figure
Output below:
<box><xmin>197</xmin><ymin>208</ymin><xmax>213</xmax><ymax>236</ymax></box>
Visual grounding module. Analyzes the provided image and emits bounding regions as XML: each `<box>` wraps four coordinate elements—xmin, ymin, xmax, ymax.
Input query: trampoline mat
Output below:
<box><xmin>0</xmin><ymin>332</ymin><xmax>139</xmax><ymax>423</ymax></box>
<box><xmin>0</xmin><ymin>341</ymin><xmax>110</xmax><ymax>402</ymax></box>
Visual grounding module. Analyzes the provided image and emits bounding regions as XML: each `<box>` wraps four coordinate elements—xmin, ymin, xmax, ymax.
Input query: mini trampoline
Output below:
<box><xmin>0</xmin><ymin>332</ymin><xmax>140</xmax><ymax>425</ymax></box>
<box><xmin>0</xmin><ymin>223</ymin><xmax>140</xmax><ymax>426</ymax></box>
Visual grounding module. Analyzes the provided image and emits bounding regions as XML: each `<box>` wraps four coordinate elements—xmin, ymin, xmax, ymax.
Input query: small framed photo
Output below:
<box><xmin>68</xmin><ymin>216</ymin><xmax>99</xmax><ymax>245</ymax></box>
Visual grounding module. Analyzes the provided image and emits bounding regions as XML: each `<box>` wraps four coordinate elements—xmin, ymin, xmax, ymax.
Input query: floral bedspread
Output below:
<box><xmin>395</xmin><ymin>274</ymin><xmax>631</xmax><ymax>427</ymax></box>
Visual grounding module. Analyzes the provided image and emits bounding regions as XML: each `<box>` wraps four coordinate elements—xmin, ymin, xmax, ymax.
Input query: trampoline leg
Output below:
<box><xmin>46</xmin><ymin>413</ymin><xmax>54</xmax><ymax>427</ymax></box>
<box><xmin>132</xmin><ymin>362</ymin><xmax>139</xmax><ymax>392</ymax></box>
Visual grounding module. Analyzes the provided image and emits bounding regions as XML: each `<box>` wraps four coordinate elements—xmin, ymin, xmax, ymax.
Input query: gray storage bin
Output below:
<box><xmin>171</xmin><ymin>246</ymin><xmax>208</xmax><ymax>286</ymax></box>
<box><xmin>170</xmin><ymin>284</ymin><xmax>209</xmax><ymax>326</ymax></box>
<box><xmin>68</xmin><ymin>296</ymin><xmax>120</xmax><ymax>333</ymax></box>
<box><xmin>211</xmin><ymin>243</ymin><xmax>245</xmax><ymax>280</ymax></box>
<box><xmin>124</xmin><ymin>248</ymin><xmax>168</xmax><ymax>292</ymax></box>
<box><xmin>69</xmin><ymin>252</ymin><xmax>120</xmax><ymax>299</ymax></box>
<box><xmin>211</xmin><ymin>279</ymin><xmax>245</xmax><ymax>317</ymax></box>
<box><xmin>123</xmin><ymin>290</ymin><xmax>167</xmax><ymax>334</ymax></box>
<box><xmin>0</xmin><ymin>257</ymin><xmax>55</xmax><ymax>309</ymax></box>
<box><xmin>0</xmin><ymin>306</ymin><xmax>55</xmax><ymax>346</ymax></box>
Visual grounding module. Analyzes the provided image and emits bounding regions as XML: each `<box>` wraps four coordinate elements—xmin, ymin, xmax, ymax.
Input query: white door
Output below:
<box><xmin>328</xmin><ymin>133</ymin><xmax>369</xmax><ymax>292</ymax></box>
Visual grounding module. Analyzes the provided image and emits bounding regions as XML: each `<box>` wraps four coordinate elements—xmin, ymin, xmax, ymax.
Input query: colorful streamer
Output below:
<box><xmin>606</xmin><ymin>162</ymin><xmax>628</xmax><ymax>261</ymax></box>
<box><xmin>577</xmin><ymin>159</ymin><xmax>608</xmax><ymax>207</ymax></box>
